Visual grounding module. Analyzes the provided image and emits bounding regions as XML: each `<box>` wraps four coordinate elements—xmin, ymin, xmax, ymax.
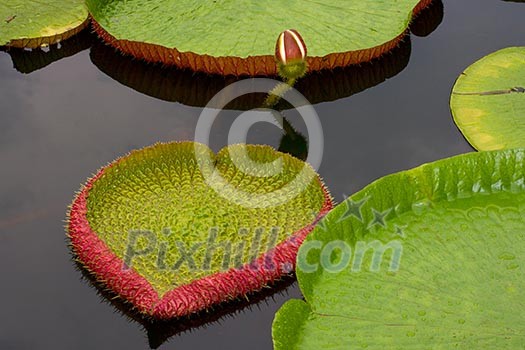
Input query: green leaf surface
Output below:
<box><xmin>87</xmin><ymin>0</ymin><xmax>425</xmax><ymax>58</ymax></box>
<box><xmin>273</xmin><ymin>149</ymin><xmax>525</xmax><ymax>349</ymax></box>
<box><xmin>85</xmin><ymin>142</ymin><xmax>327</xmax><ymax>296</ymax></box>
<box><xmin>450</xmin><ymin>47</ymin><xmax>525</xmax><ymax>151</ymax></box>
<box><xmin>0</xmin><ymin>0</ymin><xmax>88</xmax><ymax>47</ymax></box>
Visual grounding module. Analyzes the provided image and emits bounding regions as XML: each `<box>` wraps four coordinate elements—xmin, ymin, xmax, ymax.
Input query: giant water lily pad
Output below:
<box><xmin>0</xmin><ymin>1</ymin><xmax>88</xmax><ymax>48</ymax></box>
<box><xmin>273</xmin><ymin>149</ymin><xmax>525</xmax><ymax>349</ymax></box>
<box><xmin>87</xmin><ymin>0</ymin><xmax>433</xmax><ymax>75</ymax></box>
<box><xmin>68</xmin><ymin>142</ymin><xmax>332</xmax><ymax>319</ymax></box>
<box><xmin>450</xmin><ymin>47</ymin><xmax>525</xmax><ymax>151</ymax></box>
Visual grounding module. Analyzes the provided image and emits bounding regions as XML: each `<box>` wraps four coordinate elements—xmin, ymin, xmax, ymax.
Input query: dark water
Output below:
<box><xmin>0</xmin><ymin>1</ymin><xmax>523</xmax><ymax>349</ymax></box>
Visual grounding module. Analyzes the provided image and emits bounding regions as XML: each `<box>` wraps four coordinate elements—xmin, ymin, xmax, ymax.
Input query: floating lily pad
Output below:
<box><xmin>68</xmin><ymin>142</ymin><xmax>332</xmax><ymax>319</ymax></box>
<box><xmin>450</xmin><ymin>47</ymin><xmax>525</xmax><ymax>151</ymax></box>
<box><xmin>273</xmin><ymin>149</ymin><xmax>525</xmax><ymax>349</ymax></box>
<box><xmin>0</xmin><ymin>1</ymin><xmax>88</xmax><ymax>48</ymax></box>
<box><xmin>87</xmin><ymin>0</ymin><xmax>433</xmax><ymax>75</ymax></box>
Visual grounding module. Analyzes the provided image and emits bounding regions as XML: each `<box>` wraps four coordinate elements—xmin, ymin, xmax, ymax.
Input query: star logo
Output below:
<box><xmin>367</xmin><ymin>208</ymin><xmax>392</xmax><ymax>229</ymax></box>
<box><xmin>337</xmin><ymin>195</ymin><xmax>369</xmax><ymax>223</ymax></box>
<box><xmin>394</xmin><ymin>224</ymin><xmax>407</xmax><ymax>238</ymax></box>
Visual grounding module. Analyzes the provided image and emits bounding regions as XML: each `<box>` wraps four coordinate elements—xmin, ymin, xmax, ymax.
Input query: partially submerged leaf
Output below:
<box><xmin>273</xmin><ymin>149</ymin><xmax>525</xmax><ymax>349</ymax></box>
<box><xmin>0</xmin><ymin>0</ymin><xmax>88</xmax><ymax>48</ymax></box>
<box><xmin>68</xmin><ymin>142</ymin><xmax>332</xmax><ymax>319</ymax></box>
<box><xmin>87</xmin><ymin>0</ymin><xmax>434</xmax><ymax>75</ymax></box>
<box><xmin>450</xmin><ymin>47</ymin><xmax>525</xmax><ymax>151</ymax></box>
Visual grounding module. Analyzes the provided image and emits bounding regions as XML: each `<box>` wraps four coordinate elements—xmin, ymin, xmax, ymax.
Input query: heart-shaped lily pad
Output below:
<box><xmin>87</xmin><ymin>0</ymin><xmax>433</xmax><ymax>75</ymax></box>
<box><xmin>450</xmin><ymin>47</ymin><xmax>525</xmax><ymax>151</ymax></box>
<box><xmin>0</xmin><ymin>0</ymin><xmax>88</xmax><ymax>48</ymax></box>
<box><xmin>68</xmin><ymin>142</ymin><xmax>332</xmax><ymax>319</ymax></box>
<box><xmin>273</xmin><ymin>149</ymin><xmax>525</xmax><ymax>349</ymax></box>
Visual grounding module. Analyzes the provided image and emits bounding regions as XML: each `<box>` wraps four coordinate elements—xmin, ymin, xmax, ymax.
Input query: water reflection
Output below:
<box><xmin>75</xmin><ymin>260</ymin><xmax>296</xmax><ymax>349</ymax></box>
<box><xmin>1</xmin><ymin>29</ymin><xmax>93</xmax><ymax>74</ymax></box>
<box><xmin>90</xmin><ymin>38</ymin><xmax>411</xmax><ymax>110</ymax></box>
<box><xmin>278</xmin><ymin>117</ymin><xmax>308</xmax><ymax>161</ymax></box>
<box><xmin>410</xmin><ymin>0</ymin><xmax>444</xmax><ymax>37</ymax></box>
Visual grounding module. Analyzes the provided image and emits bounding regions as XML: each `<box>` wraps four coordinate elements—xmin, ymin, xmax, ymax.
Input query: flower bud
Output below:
<box><xmin>275</xmin><ymin>29</ymin><xmax>308</xmax><ymax>80</ymax></box>
<box><xmin>275</xmin><ymin>29</ymin><xmax>307</xmax><ymax>65</ymax></box>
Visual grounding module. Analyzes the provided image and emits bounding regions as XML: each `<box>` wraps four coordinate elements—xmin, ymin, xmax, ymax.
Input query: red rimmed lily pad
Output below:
<box><xmin>68</xmin><ymin>142</ymin><xmax>332</xmax><ymax>319</ymax></box>
<box><xmin>87</xmin><ymin>0</ymin><xmax>434</xmax><ymax>76</ymax></box>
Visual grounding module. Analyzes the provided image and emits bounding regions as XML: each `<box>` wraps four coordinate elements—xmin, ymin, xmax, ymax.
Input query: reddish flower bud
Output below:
<box><xmin>275</xmin><ymin>29</ymin><xmax>307</xmax><ymax>65</ymax></box>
